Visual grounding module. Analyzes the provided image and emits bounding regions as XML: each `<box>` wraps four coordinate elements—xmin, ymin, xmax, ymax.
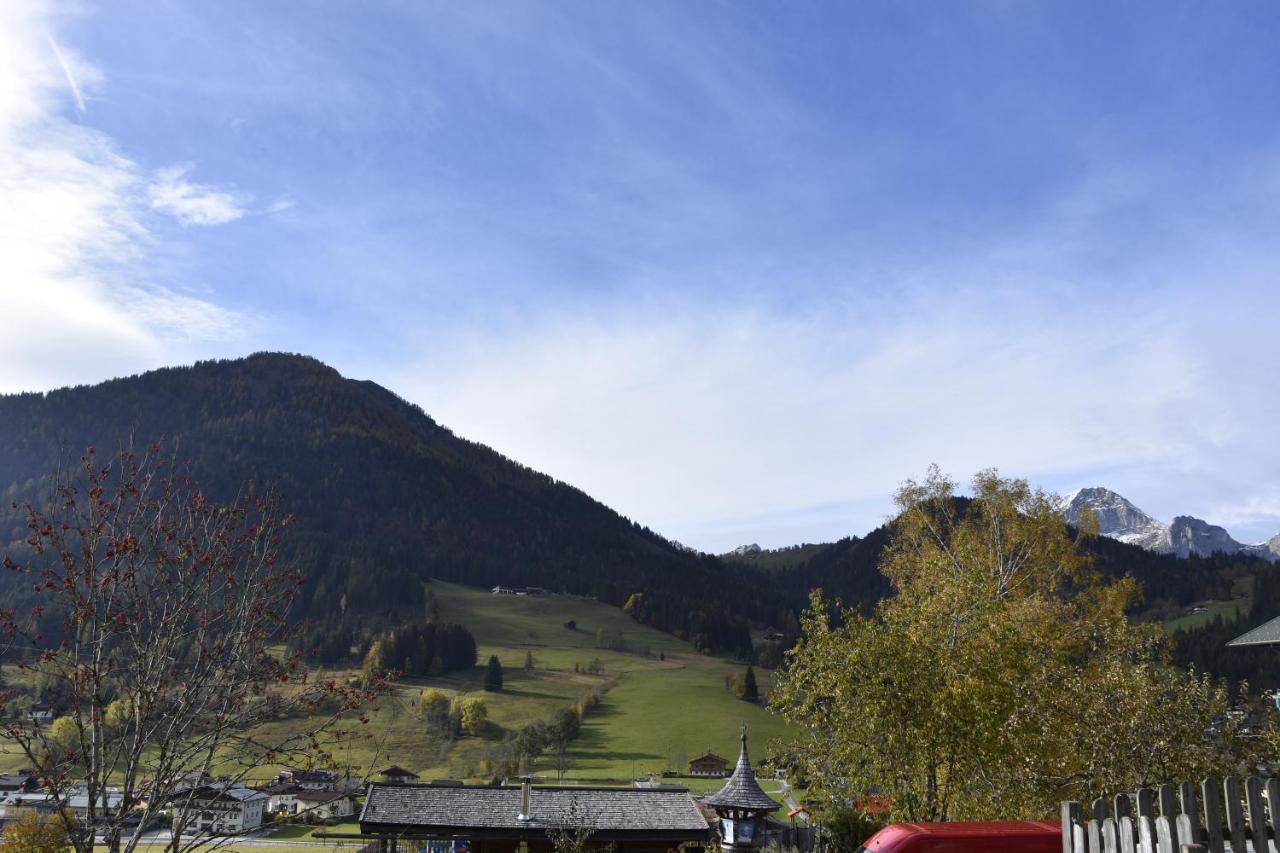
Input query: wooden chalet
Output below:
<box><xmin>378</xmin><ymin>765</ymin><xmax>420</xmax><ymax>783</ymax></box>
<box><xmin>688</xmin><ymin>752</ymin><xmax>729</xmax><ymax>777</ymax></box>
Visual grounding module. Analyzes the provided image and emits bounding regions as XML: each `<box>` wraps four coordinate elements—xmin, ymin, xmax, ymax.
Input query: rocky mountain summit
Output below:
<box><xmin>1061</xmin><ymin>487</ymin><xmax>1172</xmax><ymax>552</ymax></box>
<box><xmin>1062</xmin><ymin>487</ymin><xmax>1279</xmax><ymax>561</ymax></box>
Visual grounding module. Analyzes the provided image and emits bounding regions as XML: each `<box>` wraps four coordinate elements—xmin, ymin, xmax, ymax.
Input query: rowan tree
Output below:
<box><xmin>0</xmin><ymin>445</ymin><xmax>388</xmax><ymax>853</ymax></box>
<box><xmin>771</xmin><ymin>467</ymin><xmax>1259</xmax><ymax>822</ymax></box>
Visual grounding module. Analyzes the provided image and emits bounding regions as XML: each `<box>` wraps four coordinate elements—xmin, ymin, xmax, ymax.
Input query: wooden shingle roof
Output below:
<box><xmin>703</xmin><ymin>725</ymin><xmax>780</xmax><ymax>813</ymax></box>
<box><xmin>1228</xmin><ymin>615</ymin><xmax>1280</xmax><ymax>647</ymax></box>
<box><xmin>360</xmin><ymin>783</ymin><xmax>708</xmax><ymax>836</ymax></box>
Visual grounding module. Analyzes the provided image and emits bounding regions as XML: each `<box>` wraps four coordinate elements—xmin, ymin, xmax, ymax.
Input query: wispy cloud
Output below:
<box><xmin>148</xmin><ymin>164</ymin><xmax>247</xmax><ymax>226</ymax></box>
<box><xmin>45</xmin><ymin>35</ymin><xmax>85</xmax><ymax>113</ymax></box>
<box><xmin>0</xmin><ymin>2</ymin><xmax>248</xmax><ymax>393</ymax></box>
<box><xmin>395</xmin><ymin>151</ymin><xmax>1280</xmax><ymax>552</ymax></box>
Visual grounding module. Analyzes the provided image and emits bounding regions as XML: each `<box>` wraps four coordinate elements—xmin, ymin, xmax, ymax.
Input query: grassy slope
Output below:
<box><xmin>3</xmin><ymin>581</ymin><xmax>794</xmax><ymax>787</ymax></box>
<box><xmin>251</xmin><ymin>581</ymin><xmax>794</xmax><ymax>783</ymax></box>
<box><xmin>428</xmin><ymin>580</ymin><xmax>794</xmax><ymax>782</ymax></box>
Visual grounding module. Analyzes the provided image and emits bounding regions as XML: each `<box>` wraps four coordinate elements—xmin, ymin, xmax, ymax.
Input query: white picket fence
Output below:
<box><xmin>1062</xmin><ymin>778</ymin><xmax>1280</xmax><ymax>853</ymax></box>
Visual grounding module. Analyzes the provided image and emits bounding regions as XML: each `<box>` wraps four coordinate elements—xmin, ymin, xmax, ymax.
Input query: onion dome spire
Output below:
<box><xmin>703</xmin><ymin>722</ymin><xmax>779</xmax><ymax>812</ymax></box>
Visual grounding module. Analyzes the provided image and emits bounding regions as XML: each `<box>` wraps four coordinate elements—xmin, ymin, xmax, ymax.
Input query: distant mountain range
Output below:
<box><xmin>1060</xmin><ymin>487</ymin><xmax>1280</xmax><ymax>561</ymax></box>
<box><xmin>5</xmin><ymin>353</ymin><xmax>1277</xmax><ymax>668</ymax></box>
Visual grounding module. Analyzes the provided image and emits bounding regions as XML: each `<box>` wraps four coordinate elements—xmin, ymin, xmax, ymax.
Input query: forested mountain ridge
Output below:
<box><xmin>0</xmin><ymin>353</ymin><xmax>771</xmax><ymax>656</ymax></box>
<box><xmin>3</xmin><ymin>352</ymin><xmax>1277</xmax><ymax>677</ymax></box>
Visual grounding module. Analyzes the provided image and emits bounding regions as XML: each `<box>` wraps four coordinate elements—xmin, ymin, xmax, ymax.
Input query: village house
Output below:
<box><xmin>27</xmin><ymin>704</ymin><xmax>56</xmax><ymax>724</ymax></box>
<box><xmin>296</xmin><ymin>789</ymin><xmax>357</xmax><ymax>821</ymax></box>
<box><xmin>171</xmin><ymin>782</ymin><xmax>268</xmax><ymax>836</ymax></box>
<box><xmin>0</xmin><ymin>788</ymin><xmax>126</xmax><ymax>823</ymax></box>
<box><xmin>0</xmin><ymin>791</ymin><xmax>57</xmax><ymax>820</ymax></box>
<box><xmin>0</xmin><ymin>770</ymin><xmax>39</xmax><ymax>794</ymax></box>
<box><xmin>688</xmin><ymin>752</ymin><xmax>730</xmax><ymax>777</ymax></box>
<box><xmin>259</xmin><ymin>781</ymin><xmax>302</xmax><ymax>816</ymax></box>
<box><xmin>360</xmin><ymin>779</ymin><xmax>708</xmax><ymax>853</ymax></box>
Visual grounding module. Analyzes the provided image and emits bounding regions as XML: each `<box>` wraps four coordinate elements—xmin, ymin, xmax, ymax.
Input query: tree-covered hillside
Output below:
<box><xmin>3</xmin><ymin>352</ymin><xmax>1276</xmax><ymax>681</ymax></box>
<box><xmin>0</xmin><ymin>353</ymin><xmax>767</xmax><ymax>656</ymax></box>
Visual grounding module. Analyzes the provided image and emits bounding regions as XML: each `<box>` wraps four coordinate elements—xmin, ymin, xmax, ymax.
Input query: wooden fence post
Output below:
<box><xmin>1202</xmin><ymin>778</ymin><xmax>1225</xmax><ymax>853</ymax></box>
<box><xmin>1179</xmin><ymin>782</ymin><xmax>1202</xmax><ymax>847</ymax></box>
<box><xmin>1224</xmin><ymin>778</ymin><xmax>1246</xmax><ymax>851</ymax></box>
<box><xmin>1160</xmin><ymin>785</ymin><xmax>1178</xmax><ymax>820</ymax></box>
<box><xmin>1065</xmin><ymin>801</ymin><xmax>1084</xmax><ymax>853</ymax></box>
<box><xmin>1156</xmin><ymin>815</ymin><xmax>1176</xmax><ymax>853</ymax></box>
<box><xmin>1247</xmin><ymin>776</ymin><xmax>1268</xmax><ymax>853</ymax></box>
<box><xmin>1093</xmin><ymin>798</ymin><xmax>1111</xmax><ymax>853</ymax></box>
<box><xmin>1140</xmin><ymin>814</ymin><xmax>1159</xmax><ymax>853</ymax></box>
<box><xmin>1103</xmin><ymin>817</ymin><xmax>1120</xmax><ymax>853</ymax></box>
<box><xmin>1120</xmin><ymin>815</ymin><xmax>1137</xmax><ymax>853</ymax></box>
<box><xmin>1265</xmin><ymin>779</ymin><xmax>1280</xmax><ymax>853</ymax></box>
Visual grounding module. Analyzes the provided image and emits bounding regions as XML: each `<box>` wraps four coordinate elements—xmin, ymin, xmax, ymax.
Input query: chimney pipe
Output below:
<box><xmin>518</xmin><ymin>776</ymin><xmax>533</xmax><ymax>822</ymax></box>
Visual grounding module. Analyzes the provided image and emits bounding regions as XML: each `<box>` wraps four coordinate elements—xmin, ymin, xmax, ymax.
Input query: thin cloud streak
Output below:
<box><xmin>45</xmin><ymin>35</ymin><xmax>85</xmax><ymax>113</ymax></box>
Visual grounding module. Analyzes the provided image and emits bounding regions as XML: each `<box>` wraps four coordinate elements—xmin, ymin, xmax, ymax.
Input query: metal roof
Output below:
<box><xmin>360</xmin><ymin>783</ymin><xmax>708</xmax><ymax>835</ymax></box>
<box><xmin>703</xmin><ymin>724</ymin><xmax>780</xmax><ymax>813</ymax></box>
<box><xmin>1228</xmin><ymin>615</ymin><xmax>1280</xmax><ymax>647</ymax></box>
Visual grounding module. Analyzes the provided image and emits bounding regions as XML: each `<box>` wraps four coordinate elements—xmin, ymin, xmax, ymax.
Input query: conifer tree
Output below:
<box><xmin>741</xmin><ymin>666</ymin><xmax>759</xmax><ymax>702</ymax></box>
<box><xmin>483</xmin><ymin>654</ymin><xmax>504</xmax><ymax>692</ymax></box>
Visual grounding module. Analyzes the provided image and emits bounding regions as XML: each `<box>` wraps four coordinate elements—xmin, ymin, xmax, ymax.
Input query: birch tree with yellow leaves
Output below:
<box><xmin>771</xmin><ymin>467</ymin><xmax>1259</xmax><ymax>822</ymax></box>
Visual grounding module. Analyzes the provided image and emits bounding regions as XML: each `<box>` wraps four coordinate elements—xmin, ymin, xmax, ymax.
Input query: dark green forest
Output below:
<box><xmin>0</xmin><ymin>354</ymin><xmax>763</xmax><ymax>656</ymax></box>
<box><xmin>2</xmin><ymin>352</ymin><xmax>1277</xmax><ymax>685</ymax></box>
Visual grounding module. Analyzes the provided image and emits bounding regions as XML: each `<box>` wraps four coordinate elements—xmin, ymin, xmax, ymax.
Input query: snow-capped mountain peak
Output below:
<box><xmin>1061</xmin><ymin>486</ymin><xmax>1278</xmax><ymax>562</ymax></box>
<box><xmin>1061</xmin><ymin>487</ymin><xmax>1172</xmax><ymax>553</ymax></box>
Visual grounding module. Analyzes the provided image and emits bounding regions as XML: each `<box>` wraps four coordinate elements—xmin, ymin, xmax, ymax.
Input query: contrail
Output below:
<box><xmin>46</xmin><ymin>35</ymin><xmax>86</xmax><ymax>113</ymax></box>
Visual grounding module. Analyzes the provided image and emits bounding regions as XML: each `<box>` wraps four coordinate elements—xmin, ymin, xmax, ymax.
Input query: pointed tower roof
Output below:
<box><xmin>703</xmin><ymin>723</ymin><xmax>779</xmax><ymax>812</ymax></box>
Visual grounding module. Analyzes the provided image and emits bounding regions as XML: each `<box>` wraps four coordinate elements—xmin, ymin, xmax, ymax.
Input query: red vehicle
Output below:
<box><xmin>858</xmin><ymin>821</ymin><xmax>1061</xmax><ymax>853</ymax></box>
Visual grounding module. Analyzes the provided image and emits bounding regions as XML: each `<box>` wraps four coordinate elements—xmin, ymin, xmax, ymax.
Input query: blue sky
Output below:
<box><xmin>3</xmin><ymin>1</ymin><xmax>1280</xmax><ymax>552</ymax></box>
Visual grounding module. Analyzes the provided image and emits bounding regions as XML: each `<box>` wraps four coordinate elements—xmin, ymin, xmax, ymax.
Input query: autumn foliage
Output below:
<box><xmin>0</xmin><ymin>444</ymin><xmax>388</xmax><ymax>853</ymax></box>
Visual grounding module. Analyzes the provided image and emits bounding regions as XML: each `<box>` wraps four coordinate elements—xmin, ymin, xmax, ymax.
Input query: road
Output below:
<box><xmin>777</xmin><ymin>778</ymin><xmax>808</xmax><ymax>823</ymax></box>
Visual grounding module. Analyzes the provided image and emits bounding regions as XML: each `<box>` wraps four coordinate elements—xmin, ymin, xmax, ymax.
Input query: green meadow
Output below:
<box><xmin>4</xmin><ymin>580</ymin><xmax>796</xmax><ymax>789</ymax></box>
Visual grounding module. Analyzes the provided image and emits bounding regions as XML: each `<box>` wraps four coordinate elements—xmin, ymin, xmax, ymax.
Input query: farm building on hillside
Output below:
<box><xmin>378</xmin><ymin>765</ymin><xmax>420</xmax><ymax>784</ymax></box>
<box><xmin>359</xmin><ymin>780</ymin><xmax>709</xmax><ymax>853</ymax></box>
<box><xmin>491</xmin><ymin>586</ymin><xmax>549</xmax><ymax>596</ymax></box>
<box><xmin>28</xmin><ymin>704</ymin><xmax>55</xmax><ymax>723</ymax></box>
<box><xmin>689</xmin><ymin>753</ymin><xmax>730</xmax><ymax>777</ymax></box>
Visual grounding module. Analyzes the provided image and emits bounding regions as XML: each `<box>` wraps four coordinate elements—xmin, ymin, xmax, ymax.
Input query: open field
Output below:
<box><xmin>1165</xmin><ymin>599</ymin><xmax>1245</xmax><ymax>632</ymax></box>
<box><xmin>409</xmin><ymin>580</ymin><xmax>795</xmax><ymax>782</ymax></box>
<box><xmin>4</xmin><ymin>580</ymin><xmax>796</xmax><ymax>786</ymax></box>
